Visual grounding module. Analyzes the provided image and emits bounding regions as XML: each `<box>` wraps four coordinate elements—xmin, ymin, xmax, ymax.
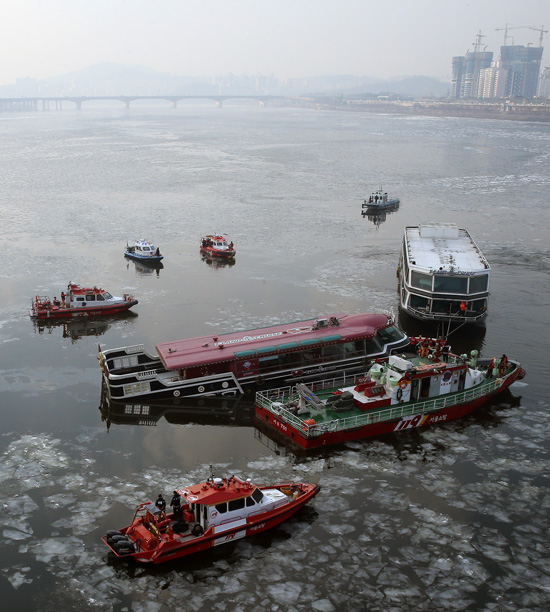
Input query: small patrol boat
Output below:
<box><xmin>255</xmin><ymin>338</ymin><xmax>525</xmax><ymax>449</ymax></box>
<box><xmin>362</xmin><ymin>187</ymin><xmax>400</xmax><ymax>212</ymax></box>
<box><xmin>102</xmin><ymin>472</ymin><xmax>319</xmax><ymax>564</ymax></box>
<box><xmin>200</xmin><ymin>235</ymin><xmax>235</xmax><ymax>259</ymax></box>
<box><xmin>124</xmin><ymin>239</ymin><xmax>164</xmax><ymax>264</ymax></box>
<box><xmin>30</xmin><ymin>283</ymin><xmax>137</xmax><ymax>320</ymax></box>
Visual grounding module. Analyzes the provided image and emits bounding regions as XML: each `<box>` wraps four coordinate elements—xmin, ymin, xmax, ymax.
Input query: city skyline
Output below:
<box><xmin>1</xmin><ymin>0</ymin><xmax>547</xmax><ymax>87</ymax></box>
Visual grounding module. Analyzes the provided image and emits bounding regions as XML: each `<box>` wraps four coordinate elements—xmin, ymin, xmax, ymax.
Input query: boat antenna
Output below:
<box><xmin>210</xmin><ymin>464</ymin><xmax>215</xmax><ymax>479</ymax></box>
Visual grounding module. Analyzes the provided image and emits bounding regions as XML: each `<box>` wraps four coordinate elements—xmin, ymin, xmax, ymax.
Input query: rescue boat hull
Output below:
<box><xmin>102</xmin><ymin>479</ymin><xmax>319</xmax><ymax>564</ymax></box>
<box><xmin>31</xmin><ymin>300</ymin><xmax>138</xmax><ymax>320</ymax></box>
<box><xmin>255</xmin><ymin>363</ymin><xmax>525</xmax><ymax>450</ymax></box>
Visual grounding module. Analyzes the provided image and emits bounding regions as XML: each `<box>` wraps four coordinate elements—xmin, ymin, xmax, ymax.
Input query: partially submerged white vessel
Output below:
<box><xmin>397</xmin><ymin>223</ymin><xmax>490</xmax><ymax>323</ymax></box>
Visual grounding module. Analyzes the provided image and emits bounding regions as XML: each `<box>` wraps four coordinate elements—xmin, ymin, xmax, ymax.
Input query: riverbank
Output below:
<box><xmin>338</xmin><ymin>99</ymin><xmax>550</xmax><ymax>122</ymax></box>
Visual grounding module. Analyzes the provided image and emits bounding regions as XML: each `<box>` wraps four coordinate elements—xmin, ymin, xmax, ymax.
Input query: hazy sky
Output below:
<box><xmin>1</xmin><ymin>0</ymin><xmax>548</xmax><ymax>84</ymax></box>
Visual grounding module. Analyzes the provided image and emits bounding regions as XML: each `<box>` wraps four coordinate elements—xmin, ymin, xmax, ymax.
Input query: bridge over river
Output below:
<box><xmin>0</xmin><ymin>94</ymin><xmax>322</xmax><ymax>111</ymax></box>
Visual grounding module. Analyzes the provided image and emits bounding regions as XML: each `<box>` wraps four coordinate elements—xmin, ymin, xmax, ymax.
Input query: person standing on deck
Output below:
<box><xmin>156</xmin><ymin>494</ymin><xmax>166</xmax><ymax>513</ymax></box>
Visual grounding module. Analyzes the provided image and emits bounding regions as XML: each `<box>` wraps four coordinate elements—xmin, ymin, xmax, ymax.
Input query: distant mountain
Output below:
<box><xmin>299</xmin><ymin>74</ymin><xmax>449</xmax><ymax>98</ymax></box>
<box><xmin>0</xmin><ymin>63</ymin><xmax>449</xmax><ymax>99</ymax></box>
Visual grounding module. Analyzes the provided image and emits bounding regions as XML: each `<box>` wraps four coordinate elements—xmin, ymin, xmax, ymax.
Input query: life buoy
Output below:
<box><xmin>397</xmin><ymin>379</ymin><xmax>409</xmax><ymax>389</ymax></box>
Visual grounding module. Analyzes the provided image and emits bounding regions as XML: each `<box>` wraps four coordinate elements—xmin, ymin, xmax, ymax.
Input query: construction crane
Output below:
<box><xmin>529</xmin><ymin>25</ymin><xmax>547</xmax><ymax>47</ymax></box>
<box><xmin>496</xmin><ymin>24</ymin><xmax>548</xmax><ymax>46</ymax></box>
<box><xmin>472</xmin><ymin>30</ymin><xmax>486</xmax><ymax>52</ymax></box>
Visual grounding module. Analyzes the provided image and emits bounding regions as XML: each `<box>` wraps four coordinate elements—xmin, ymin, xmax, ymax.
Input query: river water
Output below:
<box><xmin>0</xmin><ymin>103</ymin><xmax>549</xmax><ymax>611</ymax></box>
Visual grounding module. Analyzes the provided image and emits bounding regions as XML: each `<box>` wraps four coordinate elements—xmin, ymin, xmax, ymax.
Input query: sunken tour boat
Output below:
<box><xmin>255</xmin><ymin>337</ymin><xmax>525</xmax><ymax>449</ymax></box>
<box><xmin>102</xmin><ymin>472</ymin><xmax>320</xmax><ymax>564</ymax></box>
<box><xmin>397</xmin><ymin>223</ymin><xmax>490</xmax><ymax>323</ymax></box>
<box><xmin>31</xmin><ymin>283</ymin><xmax>137</xmax><ymax>320</ymax></box>
<box><xmin>98</xmin><ymin>312</ymin><xmax>409</xmax><ymax>401</ymax></box>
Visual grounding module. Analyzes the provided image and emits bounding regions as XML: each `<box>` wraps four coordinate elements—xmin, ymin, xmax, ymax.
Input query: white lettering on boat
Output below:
<box><xmin>393</xmin><ymin>414</ymin><xmax>426</xmax><ymax>431</ymax></box>
<box><xmin>215</xmin><ymin>332</ymin><xmax>283</xmax><ymax>346</ymax></box>
<box><xmin>274</xmin><ymin>419</ymin><xmax>288</xmax><ymax>432</ymax></box>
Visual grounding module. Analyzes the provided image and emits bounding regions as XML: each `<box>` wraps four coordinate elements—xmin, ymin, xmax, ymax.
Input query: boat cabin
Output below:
<box><xmin>348</xmin><ymin>350</ymin><xmax>483</xmax><ymax>410</ymax></box>
<box><xmin>398</xmin><ymin>223</ymin><xmax>490</xmax><ymax>323</ymax></box>
<box><xmin>66</xmin><ymin>283</ymin><xmax>115</xmax><ymax>308</ymax></box>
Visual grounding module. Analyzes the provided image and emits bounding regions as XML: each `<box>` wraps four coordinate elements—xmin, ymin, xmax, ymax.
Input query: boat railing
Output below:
<box><xmin>405</xmin><ymin>305</ymin><xmax>487</xmax><ymax>323</ymax></box>
<box><xmin>257</xmin><ymin>376</ymin><xmax>504</xmax><ymax>438</ymax></box>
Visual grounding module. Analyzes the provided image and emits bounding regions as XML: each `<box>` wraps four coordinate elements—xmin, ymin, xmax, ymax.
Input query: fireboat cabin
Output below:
<box><xmin>397</xmin><ymin>223</ymin><xmax>490</xmax><ymax>323</ymax></box>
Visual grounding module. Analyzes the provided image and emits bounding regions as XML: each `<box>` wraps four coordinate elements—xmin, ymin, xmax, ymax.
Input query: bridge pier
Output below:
<box><xmin>216</xmin><ymin>100</ymin><xmax>223</xmax><ymax>108</ymax></box>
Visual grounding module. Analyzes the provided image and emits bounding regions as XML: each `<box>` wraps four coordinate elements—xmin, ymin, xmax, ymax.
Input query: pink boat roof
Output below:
<box><xmin>157</xmin><ymin>312</ymin><xmax>393</xmax><ymax>370</ymax></box>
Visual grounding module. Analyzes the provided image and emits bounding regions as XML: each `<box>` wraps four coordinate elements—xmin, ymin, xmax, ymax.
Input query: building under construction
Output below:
<box><xmin>451</xmin><ymin>26</ymin><xmax>547</xmax><ymax>99</ymax></box>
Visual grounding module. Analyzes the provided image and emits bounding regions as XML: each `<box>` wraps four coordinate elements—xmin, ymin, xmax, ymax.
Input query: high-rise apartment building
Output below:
<box><xmin>450</xmin><ymin>51</ymin><xmax>493</xmax><ymax>98</ymax></box>
<box><xmin>538</xmin><ymin>67</ymin><xmax>550</xmax><ymax>98</ymax></box>
<box><xmin>478</xmin><ymin>62</ymin><xmax>507</xmax><ymax>99</ymax></box>
<box><xmin>451</xmin><ymin>33</ymin><xmax>545</xmax><ymax>99</ymax></box>
<box><xmin>499</xmin><ymin>45</ymin><xmax>544</xmax><ymax>98</ymax></box>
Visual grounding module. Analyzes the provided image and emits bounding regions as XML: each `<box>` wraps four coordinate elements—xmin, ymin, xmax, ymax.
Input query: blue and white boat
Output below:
<box><xmin>124</xmin><ymin>240</ymin><xmax>164</xmax><ymax>264</ymax></box>
<box><xmin>362</xmin><ymin>187</ymin><xmax>400</xmax><ymax>212</ymax></box>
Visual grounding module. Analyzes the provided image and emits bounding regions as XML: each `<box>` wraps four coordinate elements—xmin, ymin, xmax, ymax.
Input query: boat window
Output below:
<box><xmin>432</xmin><ymin>299</ymin><xmax>452</xmax><ymax>313</ymax></box>
<box><xmin>278</xmin><ymin>352</ymin><xmax>302</xmax><ymax>368</ymax></box>
<box><xmin>364</xmin><ymin>337</ymin><xmax>382</xmax><ymax>353</ymax></box>
<box><xmin>215</xmin><ymin>503</ymin><xmax>227</xmax><ymax>514</ymax></box>
<box><xmin>235</xmin><ymin>350</ymin><xmax>256</xmax><ymax>357</ymax></box>
<box><xmin>411</xmin><ymin>294</ymin><xmax>430</xmax><ymax>309</ymax></box>
<box><xmin>469</xmin><ymin>274</ymin><xmax>489</xmax><ymax>293</ymax></box>
<box><xmin>258</xmin><ymin>355</ymin><xmax>280</xmax><ymax>373</ymax></box>
<box><xmin>342</xmin><ymin>340</ymin><xmax>364</xmax><ymax>357</ymax></box>
<box><xmin>433</xmin><ymin>275</ymin><xmax>468</xmax><ymax>294</ymax></box>
<box><xmin>96</xmin><ymin>294</ymin><xmax>105</xmax><ymax>301</ymax></box>
<box><xmin>86</xmin><ymin>294</ymin><xmax>96</xmax><ymax>301</ymax></box>
<box><xmin>252</xmin><ymin>488</ymin><xmax>264</xmax><ymax>503</ymax></box>
<box><xmin>321</xmin><ymin>344</ymin><xmax>344</xmax><ymax>361</ymax></box>
<box><xmin>471</xmin><ymin>299</ymin><xmax>487</xmax><ymax>312</ymax></box>
<box><xmin>103</xmin><ymin>292</ymin><xmax>113</xmax><ymax>299</ymax></box>
<box><xmin>301</xmin><ymin>347</ymin><xmax>322</xmax><ymax>365</ymax></box>
<box><xmin>411</xmin><ymin>271</ymin><xmax>433</xmax><ymax>291</ymax></box>
<box><xmin>246</xmin><ymin>496</ymin><xmax>255</xmax><ymax>507</ymax></box>
<box><xmin>76</xmin><ymin>297</ymin><xmax>85</xmax><ymax>302</ymax></box>
<box><xmin>228</xmin><ymin>498</ymin><xmax>245</xmax><ymax>511</ymax></box>
<box><xmin>377</xmin><ymin>326</ymin><xmax>403</xmax><ymax>343</ymax></box>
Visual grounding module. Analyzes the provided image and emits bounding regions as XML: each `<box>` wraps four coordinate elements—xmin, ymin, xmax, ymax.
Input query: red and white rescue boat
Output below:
<box><xmin>30</xmin><ymin>282</ymin><xmax>137</xmax><ymax>320</ymax></box>
<box><xmin>102</xmin><ymin>473</ymin><xmax>319</xmax><ymax>564</ymax></box>
<box><xmin>255</xmin><ymin>338</ymin><xmax>526</xmax><ymax>449</ymax></box>
<box><xmin>200</xmin><ymin>235</ymin><xmax>236</xmax><ymax>259</ymax></box>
